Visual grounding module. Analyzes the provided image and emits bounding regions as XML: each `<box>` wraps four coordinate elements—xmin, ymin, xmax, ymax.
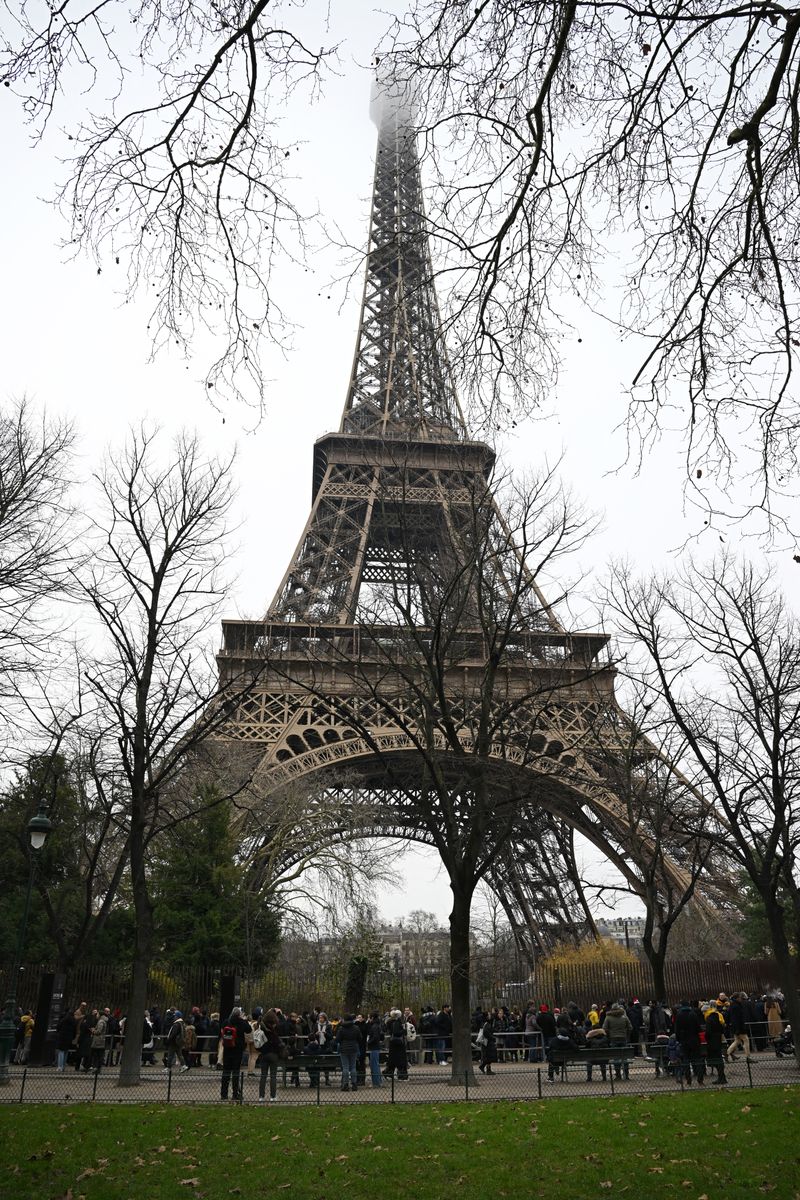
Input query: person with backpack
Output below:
<box><xmin>382</xmin><ymin>1009</ymin><xmax>409</xmax><ymax>1081</ymax></box>
<box><xmin>219</xmin><ymin>1007</ymin><xmax>251</xmax><ymax>1102</ymax></box>
<box><xmin>163</xmin><ymin>1010</ymin><xmax>187</xmax><ymax>1073</ymax></box>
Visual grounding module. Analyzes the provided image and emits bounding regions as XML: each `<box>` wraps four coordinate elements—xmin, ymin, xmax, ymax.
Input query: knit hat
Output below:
<box><xmin>173</xmin><ymin>1011</ymin><xmax>183</xmax><ymax>1019</ymax></box>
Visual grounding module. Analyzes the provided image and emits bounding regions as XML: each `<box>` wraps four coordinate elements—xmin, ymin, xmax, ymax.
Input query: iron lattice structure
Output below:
<box><xmin>216</xmin><ymin>88</ymin><xmax>720</xmax><ymax>961</ymax></box>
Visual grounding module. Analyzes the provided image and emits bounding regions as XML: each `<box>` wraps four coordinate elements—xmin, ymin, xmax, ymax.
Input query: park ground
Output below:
<box><xmin>1</xmin><ymin>1088</ymin><xmax>798</xmax><ymax>1200</ymax></box>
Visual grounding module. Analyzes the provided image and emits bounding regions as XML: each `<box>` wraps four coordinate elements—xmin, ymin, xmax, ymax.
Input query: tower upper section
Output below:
<box><xmin>339</xmin><ymin>80</ymin><xmax>466</xmax><ymax>441</ymax></box>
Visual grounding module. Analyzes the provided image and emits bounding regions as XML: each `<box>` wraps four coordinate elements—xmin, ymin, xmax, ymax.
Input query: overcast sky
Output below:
<box><xmin>2</xmin><ymin>2</ymin><xmax>796</xmax><ymax>929</ymax></box>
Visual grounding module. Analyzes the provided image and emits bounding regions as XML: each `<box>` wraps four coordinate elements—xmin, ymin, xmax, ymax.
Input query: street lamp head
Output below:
<box><xmin>28</xmin><ymin>810</ymin><xmax>53</xmax><ymax>851</ymax></box>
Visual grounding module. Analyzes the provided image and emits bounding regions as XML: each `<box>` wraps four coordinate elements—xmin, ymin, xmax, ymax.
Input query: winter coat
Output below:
<box><xmin>704</xmin><ymin>1010</ymin><xmax>725</xmax><ymax>1052</ymax></box>
<box><xmin>56</xmin><ymin>1013</ymin><xmax>77</xmax><ymax>1052</ymax></box>
<box><xmin>366</xmin><ymin>1019</ymin><xmax>383</xmax><ymax>1050</ymax></box>
<box><xmin>336</xmin><ymin>1020</ymin><xmax>362</xmax><ymax>1052</ymax></box>
<box><xmin>727</xmin><ymin>999</ymin><xmax>746</xmax><ymax>1035</ymax></box>
<box><xmin>91</xmin><ymin>1014</ymin><xmax>109</xmax><ymax>1051</ymax></box>
<box><xmin>536</xmin><ymin>1010</ymin><xmax>557</xmax><ymax>1040</ymax></box>
<box><xmin>674</xmin><ymin>1005</ymin><xmax>703</xmax><ymax>1050</ymax></box>
<box><xmin>602</xmin><ymin>1006</ymin><xmax>633</xmax><ymax>1044</ymax></box>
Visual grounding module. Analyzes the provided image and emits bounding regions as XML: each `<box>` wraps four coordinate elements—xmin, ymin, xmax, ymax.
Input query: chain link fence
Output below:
<box><xmin>1</xmin><ymin>1039</ymin><xmax>797</xmax><ymax>1106</ymax></box>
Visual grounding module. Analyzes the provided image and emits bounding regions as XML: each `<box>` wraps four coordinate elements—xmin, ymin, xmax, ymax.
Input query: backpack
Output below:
<box><xmin>252</xmin><ymin>1026</ymin><xmax>268</xmax><ymax>1050</ymax></box>
<box><xmin>221</xmin><ymin>1024</ymin><xmax>238</xmax><ymax>1050</ymax></box>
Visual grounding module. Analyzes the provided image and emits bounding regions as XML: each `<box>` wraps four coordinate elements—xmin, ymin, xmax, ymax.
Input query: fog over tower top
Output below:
<box><xmin>338</xmin><ymin>75</ymin><xmax>466</xmax><ymax>441</ymax></box>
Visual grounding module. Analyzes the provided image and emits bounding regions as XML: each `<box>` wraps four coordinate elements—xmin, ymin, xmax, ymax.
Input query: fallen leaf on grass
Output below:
<box><xmin>75</xmin><ymin>1169</ymin><xmax>96</xmax><ymax>1181</ymax></box>
<box><xmin>600</xmin><ymin>1182</ymin><xmax>612</xmax><ymax>1190</ymax></box>
<box><xmin>179</xmin><ymin>1179</ymin><xmax>201</xmax><ymax>1188</ymax></box>
<box><xmin>271</xmin><ymin>1135</ymin><xmax>281</xmax><ymax>1142</ymax></box>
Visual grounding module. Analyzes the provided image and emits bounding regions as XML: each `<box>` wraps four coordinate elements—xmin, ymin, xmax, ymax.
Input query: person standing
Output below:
<box><xmin>434</xmin><ymin>1005</ymin><xmax>452</xmax><ymax>1065</ymax></box>
<box><xmin>366</xmin><ymin>1012</ymin><xmax>383</xmax><ymax>1087</ymax></box>
<box><xmin>602</xmin><ymin>1001</ymin><xmax>633</xmax><ymax>1081</ymax></box>
<box><xmin>704</xmin><ymin>1003</ymin><xmax>728</xmax><ymax>1085</ymax></box>
<box><xmin>55</xmin><ymin>1009</ymin><xmax>76</xmax><ymax>1073</ymax></box>
<box><xmin>91</xmin><ymin>1008</ymin><xmax>109</xmax><ymax>1072</ymax></box>
<box><xmin>335</xmin><ymin>1014</ymin><xmax>361</xmax><ymax>1092</ymax></box>
<box><xmin>220</xmin><ymin>1007</ymin><xmax>251</xmax><ymax>1102</ymax></box>
<box><xmin>383</xmin><ymin>1010</ymin><xmax>409</xmax><ymax>1080</ymax></box>
<box><xmin>674</xmin><ymin>999</ymin><xmax>705</xmax><ymax>1086</ymax></box>
<box><xmin>478</xmin><ymin>1011</ymin><xmax>497</xmax><ymax>1074</ymax></box>
<box><xmin>256</xmin><ymin>1012</ymin><xmax>283</xmax><ymax>1103</ymax></box>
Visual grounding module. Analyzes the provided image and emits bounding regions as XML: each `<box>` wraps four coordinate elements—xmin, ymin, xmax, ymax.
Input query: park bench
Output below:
<box><xmin>547</xmin><ymin>1043</ymin><xmax>637</xmax><ymax>1080</ymax></box>
<box><xmin>284</xmin><ymin>1051</ymin><xmax>342</xmax><ymax>1086</ymax></box>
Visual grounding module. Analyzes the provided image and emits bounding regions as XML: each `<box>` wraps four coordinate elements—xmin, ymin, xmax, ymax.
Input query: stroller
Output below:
<box><xmin>774</xmin><ymin>1025</ymin><xmax>794</xmax><ymax>1058</ymax></box>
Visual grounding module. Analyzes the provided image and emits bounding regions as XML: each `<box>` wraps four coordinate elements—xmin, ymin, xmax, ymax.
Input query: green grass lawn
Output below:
<box><xmin>1</xmin><ymin>1089</ymin><xmax>798</xmax><ymax>1200</ymax></box>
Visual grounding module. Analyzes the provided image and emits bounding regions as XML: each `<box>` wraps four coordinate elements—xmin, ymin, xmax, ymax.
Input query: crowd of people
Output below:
<box><xmin>9</xmin><ymin>987</ymin><xmax>792</xmax><ymax>1101</ymax></box>
<box><xmin>473</xmin><ymin>992</ymin><xmax>794</xmax><ymax>1085</ymax></box>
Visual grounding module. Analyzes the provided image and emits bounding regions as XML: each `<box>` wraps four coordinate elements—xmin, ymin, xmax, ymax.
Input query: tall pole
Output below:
<box><xmin>0</xmin><ymin>796</ymin><xmax>54</xmax><ymax>1085</ymax></box>
<box><xmin>0</xmin><ymin>855</ymin><xmax>38</xmax><ymax>1083</ymax></box>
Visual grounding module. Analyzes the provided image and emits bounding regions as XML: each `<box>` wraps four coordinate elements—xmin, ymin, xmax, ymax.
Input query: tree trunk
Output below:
<box><xmin>448</xmin><ymin>879</ymin><xmax>476</xmax><ymax>1083</ymax></box>
<box><xmin>642</xmin><ymin>941</ymin><xmax>668</xmax><ymax>1003</ymax></box>
<box><xmin>117</xmin><ymin>811</ymin><xmax>153</xmax><ymax>1087</ymax></box>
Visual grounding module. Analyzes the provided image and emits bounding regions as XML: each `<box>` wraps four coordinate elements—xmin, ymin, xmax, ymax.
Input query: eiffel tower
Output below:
<box><xmin>217</xmin><ymin>83</ymin><xmax>703</xmax><ymax>963</ymax></box>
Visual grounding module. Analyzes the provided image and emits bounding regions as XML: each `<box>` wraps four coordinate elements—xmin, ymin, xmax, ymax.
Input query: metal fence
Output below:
<box><xmin>1</xmin><ymin>1042</ymin><xmax>796</xmax><ymax>1106</ymax></box>
<box><xmin>0</xmin><ymin>957</ymin><xmax>787</xmax><ymax>1018</ymax></box>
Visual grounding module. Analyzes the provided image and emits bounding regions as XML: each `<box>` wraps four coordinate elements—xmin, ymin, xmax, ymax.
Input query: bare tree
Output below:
<box><xmin>0</xmin><ymin>3</ymin><xmax>336</xmax><ymax>409</ymax></box>
<box><xmin>77</xmin><ymin>425</ymin><xmax>261</xmax><ymax>1086</ymax></box>
<box><xmin>608</xmin><ymin>552</ymin><xmax>800</xmax><ymax>1061</ymax></box>
<box><xmin>380</xmin><ymin>2</ymin><xmax>800</xmax><ymax>521</ymax></box>
<box><xmin>0</xmin><ymin>400</ymin><xmax>74</xmax><ymax>717</ymax></box>
<box><xmin>583</xmin><ymin>688</ymin><xmax>731</xmax><ymax>999</ymax></box>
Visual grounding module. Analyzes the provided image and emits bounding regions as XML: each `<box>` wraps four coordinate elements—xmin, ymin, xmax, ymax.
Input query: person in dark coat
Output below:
<box><xmin>434</xmin><ymin>1006</ymin><xmax>452</xmax><ymax>1065</ymax></box>
<box><xmin>56</xmin><ymin>1010</ymin><xmax>77</xmax><ymax>1073</ymax></box>
<box><xmin>726</xmin><ymin>993</ymin><xmax>751</xmax><ymax>1061</ymax></box>
<box><xmin>478</xmin><ymin>1012</ymin><xmax>497</xmax><ymax>1074</ymax></box>
<box><xmin>674</xmin><ymin>1000</ymin><xmax>705</xmax><ymax>1085</ymax></box>
<box><xmin>256</xmin><ymin>1012</ymin><xmax>283</xmax><ymax>1103</ymax></box>
<box><xmin>335</xmin><ymin>1014</ymin><xmax>362</xmax><ymax>1092</ymax></box>
<box><xmin>366</xmin><ymin>1012</ymin><xmax>383</xmax><ymax>1087</ymax></box>
<box><xmin>219</xmin><ymin>1007</ymin><xmax>251</xmax><ymax>1102</ymax></box>
<box><xmin>536</xmin><ymin>1005</ymin><xmax>557</xmax><ymax>1044</ymax></box>
<box><xmin>383</xmin><ymin>1010</ymin><xmax>409</xmax><ymax>1080</ymax></box>
<box><xmin>76</xmin><ymin>1011</ymin><xmax>94</xmax><ymax>1072</ymax></box>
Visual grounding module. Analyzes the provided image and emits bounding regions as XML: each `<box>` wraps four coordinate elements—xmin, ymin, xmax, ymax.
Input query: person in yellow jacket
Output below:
<box><xmin>587</xmin><ymin>1005</ymin><xmax>600</xmax><ymax>1027</ymax></box>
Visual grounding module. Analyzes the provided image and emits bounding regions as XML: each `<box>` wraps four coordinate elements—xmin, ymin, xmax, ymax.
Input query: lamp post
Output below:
<box><xmin>0</xmin><ymin>798</ymin><xmax>53</xmax><ymax>1084</ymax></box>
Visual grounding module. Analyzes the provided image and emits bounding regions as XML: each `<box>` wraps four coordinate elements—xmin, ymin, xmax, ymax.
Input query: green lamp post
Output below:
<box><xmin>0</xmin><ymin>798</ymin><xmax>54</xmax><ymax>1084</ymax></box>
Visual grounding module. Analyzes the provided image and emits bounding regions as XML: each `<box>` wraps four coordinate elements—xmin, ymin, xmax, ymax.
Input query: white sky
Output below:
<box><xmin>2</xmin><ymin>2</ymin><xmax>796</xmax><ymax>928</ymax></box>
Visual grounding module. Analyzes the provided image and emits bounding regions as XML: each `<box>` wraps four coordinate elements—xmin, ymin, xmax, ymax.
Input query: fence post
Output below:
<box><xmin>390</xmin><ymin>1074</ymin><xmax>395</xmax><ymax>1104</ymax></box>
<box><xmin>609</xmin><ymin>1069</ymin><xmax>615</xmax><ymax>1096</ymax></box>
<box><xmin>19</xmin><ymin>1069</ymin><xmax>27</xmax><ymax>1104</ymax></box>
<box><xmin>92</xmin><ymin>1068</ymin><xmax>99</xmax><ymax>1102</ymax></box>
<box><xmin>465</xmin><ymin>1070</ymin><xmax>469</xmax><ymax>1102</ymax></box>
<box><xmin>167</xmin><ymin>1066</ymin><xmax>172</xmax><ymax>1104</ymax></box>
<box><xmin>746</xmin><ymin>1057</ymin><xmax>754</xmax><ymax>1089</ymax></box>
<box><xmin>316</xmin><ymin>1072</ymin><xmax>321</xmax><ymax>1107</ymax></box>
<box><xmin>537</xmin><ymin>1068</ymin><xmax>542</xmax><ymax>1099</ymax></box>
